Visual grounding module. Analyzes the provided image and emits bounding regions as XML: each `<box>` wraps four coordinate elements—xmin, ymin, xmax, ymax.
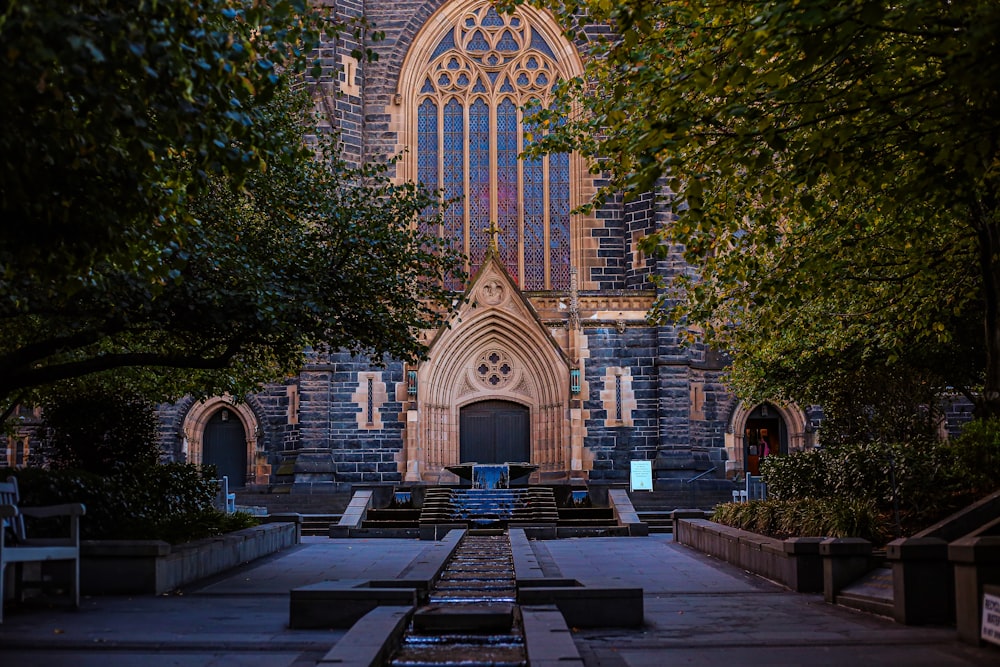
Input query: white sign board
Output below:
<box><xmin>630</xmin><ymin>460</ymin><xmax>653</xmax><ymax>492</ymax></box>
<box><xmin>982</xmin><ymin>591</ymin><xmax>1000</xmax><ymax>646</ymax></box>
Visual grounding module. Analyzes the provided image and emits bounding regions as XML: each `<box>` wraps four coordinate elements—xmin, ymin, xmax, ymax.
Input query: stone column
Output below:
<box><xmin>653</xmin><ymin>323</ymin><xmax>696</xmax><ymax>478</ymax></box>
<box><xmin>404</xmin><ymin>409</ymin><xmax>421</xmax><ymax>482</ymax></box>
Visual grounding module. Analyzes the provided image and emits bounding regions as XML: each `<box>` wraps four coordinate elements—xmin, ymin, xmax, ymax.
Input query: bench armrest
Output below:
<box><xmin>19</xmin><ymin>503</ymin><xmax>86</xmax><ymax>519</ymax></box>
<box><xmin>0</xmin><ymin>504</ymin><xmax>18</xmax><ymax>519</ymax></box>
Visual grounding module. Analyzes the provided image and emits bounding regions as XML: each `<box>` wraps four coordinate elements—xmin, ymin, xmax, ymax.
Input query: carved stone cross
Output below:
<box><xmin>483</xmin><ymin>220</ymin><xmax>502</xmax><ymax>255</ymax></box>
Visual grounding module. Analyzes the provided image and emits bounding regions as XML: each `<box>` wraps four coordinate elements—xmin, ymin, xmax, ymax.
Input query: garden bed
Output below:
<box><xmin>80</xmin><ymin>521</ymin><xmax>298</xmax><ymax>595</ymax></box>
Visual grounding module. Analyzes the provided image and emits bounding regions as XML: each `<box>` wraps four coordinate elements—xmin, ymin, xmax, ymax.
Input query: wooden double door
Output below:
<box><xmin>459</xmin><ymin>400</ymin><xmax>530</xmax><ymax>464</ymax></box>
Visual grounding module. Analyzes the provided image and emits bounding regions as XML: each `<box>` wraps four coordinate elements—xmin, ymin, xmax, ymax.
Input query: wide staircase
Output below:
<box><xmin>419</xmin><ymin>487</ymin><xmax>559</xmax><ymax>527</ymax></box>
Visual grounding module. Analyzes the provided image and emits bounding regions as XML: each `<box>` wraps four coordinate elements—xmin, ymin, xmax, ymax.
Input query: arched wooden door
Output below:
<box><xmin>460</xmin><ymin>400</ymin><xmax>530</xmax><ymax>464</ymax></box>
<box><xmin>203</xmin><ymin>408</ymin><xmax>247</xmax><ymax>487</ymax></box>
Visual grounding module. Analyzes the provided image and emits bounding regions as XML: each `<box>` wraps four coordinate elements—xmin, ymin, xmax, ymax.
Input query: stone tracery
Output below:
<box><xmin>404</xmin><ymin>0</ymin><xmax>579</xmax><ymax>290</ymax></box>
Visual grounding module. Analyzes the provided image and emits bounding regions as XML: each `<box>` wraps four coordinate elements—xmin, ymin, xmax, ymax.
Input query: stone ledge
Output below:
<box><xmin>81</xmin><ymin>540</ymin><xmax>171</xmax><ymax>558</ymax></box>
<box><xmin>887</xmin><ymin>536</ymin><xmax>953</xmax><ymax>626</ymax></box>
<box><xmin>608</xmin><ymin>488</ymin><xmax>649</xmax><ymax>536</ymax></box>
<box><xmin>316</xmin><ymin>605</ymin><xmax>412</xmax><ymax>667</ymax></box>
<box><xmin>949</xmin><ymin>535</ymin><xmax>1000</xmax><ymax>645</ymax></box>
<box><xmin>675</xmin><ymin>518</ymin><xmax>824</xmax><ymax>593</ymax></box>
<box><xmin>412</xmin><ymin>602</ymin><xmax>514</xmax><ymax>633</ymax></box>
<box><xmin>521</xmin><ymin>605</ymin><xmax>585</xmax><ymax>667</ymax></box>
<box><xmin>80</xmin><ymin>522</ymin><xmax>298</xmax><ymax>595</ymax></box>
<box><xmin>517</xmin><ymin>584</ymin><xmax>643</xmax><ymax>628</ymax></box>
<box><xmin>289</xmin><ymin>530</ymin><xmax>466</xmax><ymax>629</ymax></box>
<box><xmin>290</xmin><ymin>581</ymin><xmax>418</xmax><ymax>629</ymax></box>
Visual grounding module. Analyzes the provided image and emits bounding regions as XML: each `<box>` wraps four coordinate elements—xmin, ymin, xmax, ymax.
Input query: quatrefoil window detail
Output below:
<box><xmin>476</xmin><ymin>349</ymin><xmax>514</xmax><ymax>387</ymax></box>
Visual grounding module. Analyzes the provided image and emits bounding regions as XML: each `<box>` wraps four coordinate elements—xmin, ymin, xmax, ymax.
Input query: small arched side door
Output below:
<box><xmin>203</xmin><ymin>408</ymin><xmax>247</xmax><ymax>487</ymax></box>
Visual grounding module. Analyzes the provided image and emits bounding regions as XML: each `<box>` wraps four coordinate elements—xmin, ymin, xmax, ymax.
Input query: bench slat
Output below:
<box><xmin>1</xmin><ymin>475</ymin><xmax>85</xmax><ymax>623</ymax></box>
<box><xmin>3</xmin><ymin>546</ymin><xmax>79</xmax><ymax>562</ymax></box>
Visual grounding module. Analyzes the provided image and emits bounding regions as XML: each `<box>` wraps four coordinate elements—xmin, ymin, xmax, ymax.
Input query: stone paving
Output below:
<box><xmin>0</xmin><ymin>534</ymin><xmax>997</xmax><ymax>666</ymax></box>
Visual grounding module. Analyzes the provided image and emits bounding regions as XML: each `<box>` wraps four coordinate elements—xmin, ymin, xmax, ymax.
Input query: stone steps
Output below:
<box><xmin>836</xmin><ymin>567</ymin><xmax>894</xmax><ymax>619</ymax></box>
<box><xmin>418</xmin><ymin>488</ymin><xmax>560</xmax><ymax>527</ymax></box>
<box><xmin>300</xmin><ymin>513</ymin><xmax>342</xmax><ymax>536</ymax></box>
<box><xmin>636</xmin><ymin>510</ymin><xmax>675</xmax><ymax>534</ymax></box>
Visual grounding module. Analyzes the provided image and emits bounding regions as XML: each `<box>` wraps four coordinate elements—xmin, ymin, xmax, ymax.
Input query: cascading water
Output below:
<box><xmin>472</xmin><ymin>464</ymin><xmax>509</xmax><ymax>490</ymax></box>
<box><xmin>389</xmin><ymin>531</ymin><xmax>525</xmax><ymax>667</ymax></box>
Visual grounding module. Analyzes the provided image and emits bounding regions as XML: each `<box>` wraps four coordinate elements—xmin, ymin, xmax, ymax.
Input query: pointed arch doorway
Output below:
<box><xmin>726</xmin><ymin>401</ymin><xmax>813</xmax><ymax>478</ymax></box>
<box><xmin>743</xmin><ymin>403</ymin><xmax>785</xmax><ymax>475</ymax></box>
<box><xmin>460</xmin><ymin>400</ymin><xmax>530</xmax><ymax>464</ymax></box>
<box><xmin>203</xmin><ymin>408</ymin><xmax>248</xmax><ymax>487</ymax></box>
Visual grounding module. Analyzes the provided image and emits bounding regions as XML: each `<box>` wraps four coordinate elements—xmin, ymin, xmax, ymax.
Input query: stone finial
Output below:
<box><xmin>483</xmin><ymin>220</ymin><xmax>502</xmax><ymax>257</ymax></box>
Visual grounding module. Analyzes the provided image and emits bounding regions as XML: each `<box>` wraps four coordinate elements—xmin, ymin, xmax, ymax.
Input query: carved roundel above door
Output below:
<box><xmin>474</xmin><ymin>348</ymin><xmax>517</xmax><ymax>388</ymax></box>
<box><xmin>479</xmin><ymin>279</ymin><xmax>506</xmax><ymax>306</ymax></box>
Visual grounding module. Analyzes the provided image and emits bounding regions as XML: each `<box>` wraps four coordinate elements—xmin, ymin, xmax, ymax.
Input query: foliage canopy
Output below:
<box><xmin>0</xmin><ymin>1</ymin><xmax>460</xmax><ymax>415</ymax></box>
<box><xmin>520</xmin><ymin>0</ymin><xmax>1000</xmax><ymax>415</ymax></box>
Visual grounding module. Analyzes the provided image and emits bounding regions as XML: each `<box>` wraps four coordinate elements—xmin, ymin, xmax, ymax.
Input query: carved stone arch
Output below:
<box><xmin>724</xmin><ymin>401</ymin><xmax>811</xmax><ymax>477</ymax></box>
<box><xmin>381</xmin><ymin>0</ymin><xmax>453</xmax><ymax>90</ymax></box>
<box><xmin>411</xmin><ymin>268</ymin><xmax>571</xmax><ymax>480</ymax></box>
<box><xmin>181</xmin><ymin>396</ymin><xmax>262</xmax><ymax>484</ymax></box>
<box><xmin>456</xmin><ymin>392</ymin><xmax>532</xmax><ymax>411</ymax></box>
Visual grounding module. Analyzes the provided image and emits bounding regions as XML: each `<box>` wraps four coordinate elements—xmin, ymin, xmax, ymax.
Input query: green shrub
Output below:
<box><xmin>942</xmin><ymin>418</ymin><xmax>1000</xmax><ymax>501</ymax></box>
<box><xmin>711</xmin><ymin>498</ymin><xmax>887</xmax><ymax>544</ymax></box>
<box><xmin>1</xmin><ymin>465</ymin><xmax>257</xmax><ymax>543</ymax></box>
<box><xmin>760</xmin><ymin>449</ymin><xmax>827</xmax><ymax>500</ymax></box>
<box><xmin>7</xmin><ymin>376</ymin><xmax>260</xmax><ymax>543</ymax></box>
<box><xmin>759</xmin><ymin>422</ymin><xmax>1000</xmax><ymax>538</ymax></box>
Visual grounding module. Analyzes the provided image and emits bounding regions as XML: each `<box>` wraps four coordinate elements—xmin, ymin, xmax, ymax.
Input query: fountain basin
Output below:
<box><xmin>445</xmin><ymin>463</ymin><xmax>539</xmax><ymax>489</ymax></box>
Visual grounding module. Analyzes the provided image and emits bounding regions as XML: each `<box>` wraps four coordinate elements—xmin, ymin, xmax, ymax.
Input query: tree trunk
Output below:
<box><xmin>977</xmin><ymin>210</ymin><xmax>1000</xmax><ymax>418</ymax></box>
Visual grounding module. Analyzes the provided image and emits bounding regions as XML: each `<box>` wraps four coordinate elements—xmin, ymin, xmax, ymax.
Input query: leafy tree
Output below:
<box><xmin>519</xmin><ymin>0</ymin><xmax>1000</xmax><ymax>415</ymax></box>
<box><xmin>37</xmin><ymin>377</ymin><xmax>161</xmax><ymax>473</ymax></box>
<box><xmin>805</xmin><ymin>364</ymin><xmax>942</xmax><ymax>447</ymax></box>
<box><xmin>0</xmin><ymin>1</ymin><xmax>460</xmax><ymax>415</ymax></box>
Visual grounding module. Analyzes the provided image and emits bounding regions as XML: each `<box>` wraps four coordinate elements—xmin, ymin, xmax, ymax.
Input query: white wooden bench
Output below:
<box><xmin>0</xmin><ymin>476</ymin><xmax>86</xmax><ymax>622</ymax></box>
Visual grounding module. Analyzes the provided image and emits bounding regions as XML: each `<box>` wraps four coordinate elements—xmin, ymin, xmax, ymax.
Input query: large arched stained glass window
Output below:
<box><xmin>412</xmin><ymin>2</ymin><xmax>573</xmax><ymax>290</ymax></box>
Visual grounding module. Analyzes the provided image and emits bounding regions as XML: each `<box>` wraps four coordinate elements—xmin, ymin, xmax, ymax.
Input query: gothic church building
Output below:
<box><xmin>158</xmin><ymin>0</ymin><xmax>818</xmax><ymax>492</ymax></box>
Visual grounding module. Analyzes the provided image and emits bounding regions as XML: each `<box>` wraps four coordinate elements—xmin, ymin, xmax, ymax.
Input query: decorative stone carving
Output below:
<box><xmin>512</xmin><ymin>375</ymin><xmax>535</xmax><ymax>399</ymax></box>
<box><xmin>481</xmin><ymin>279</ymin><xmax>505</xmax><ymax>306</ymax></box>
<box><xmin>456</xmin><ymin>374</ymin><xmax>478</xmax><ymax>399</ymax></box>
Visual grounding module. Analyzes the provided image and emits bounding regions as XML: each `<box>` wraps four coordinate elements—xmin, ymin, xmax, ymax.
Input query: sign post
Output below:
<box><xmin>982</xmin><ymin>587</ymin><xmax>1000</xmax><ymax>647</ymax></box>
<box><xmin>630</xmin><ymin>460</ymin><xmax>653</xmax><ymax>493</ymax></box>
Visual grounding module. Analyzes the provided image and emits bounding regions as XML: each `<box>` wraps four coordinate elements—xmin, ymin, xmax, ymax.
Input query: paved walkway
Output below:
<box><xmin>0</xmin><ymin>534</ymin><xmax>997</xmax><ymax>666</ymax></box>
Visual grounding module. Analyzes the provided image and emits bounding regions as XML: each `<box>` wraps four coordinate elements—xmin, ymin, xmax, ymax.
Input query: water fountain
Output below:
<box><xmin>418</xmin><ymin>463</ymin><xmax>558</xmax><ymax>528</ymax></box>
<box><xmin>445</xmin><ymin>463</ymin><xmax>538</xmax><ymax>489</ymax></box>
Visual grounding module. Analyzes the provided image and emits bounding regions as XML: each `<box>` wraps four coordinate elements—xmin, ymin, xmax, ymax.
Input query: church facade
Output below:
<box><xmin>156</xmin><ymin>0</ymin><xmax>819</xmax><ymax>491</ymax></box>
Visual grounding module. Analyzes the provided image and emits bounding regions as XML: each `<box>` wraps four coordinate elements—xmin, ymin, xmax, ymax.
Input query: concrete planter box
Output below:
<box><xmin>949</xmin><ymin>534</ymin><xmax>1000</xmax><ymax>645</ymax></box>
<box><xmin>675</xmin><ymin>518</ymin><xmax>824</xmax><ymax>592</ymax></box>
<box><xmin>80</xmin><ymin>521</ymin><xmax>298</xmax><ymax>595</ymax></box>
